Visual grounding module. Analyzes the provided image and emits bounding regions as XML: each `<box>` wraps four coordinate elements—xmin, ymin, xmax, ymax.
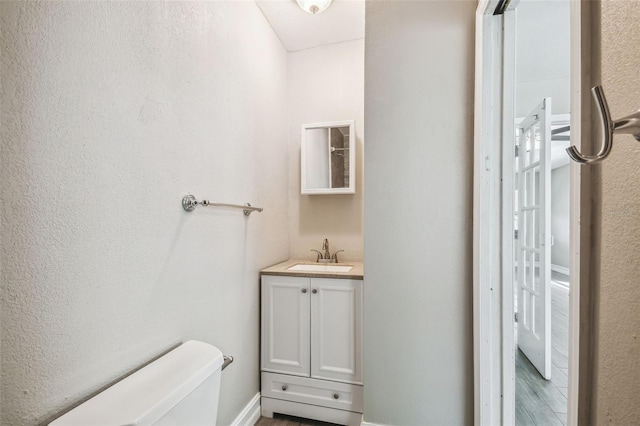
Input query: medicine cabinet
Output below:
<box><xmin>301</xmin><ymin>120</ymin><xmax>355</xmax><ymax>195</ymax></box>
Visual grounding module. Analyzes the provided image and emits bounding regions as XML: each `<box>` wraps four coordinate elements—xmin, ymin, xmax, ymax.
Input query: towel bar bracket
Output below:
<box><xmin>222</xmin><ymin>355</ymin><xmax>233</xmax><ymax>371</ymax></box>
<box><xmin>181</xmin><ymin>195</ymin><xmax>263</xmax><ymax>216</ymax></box>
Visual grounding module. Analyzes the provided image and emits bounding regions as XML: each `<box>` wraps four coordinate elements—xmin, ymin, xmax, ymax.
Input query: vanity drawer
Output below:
<box><xmin>261</xmin><ymin>372</ymin><xmax>363</xmax><ymax>413</ymax></box>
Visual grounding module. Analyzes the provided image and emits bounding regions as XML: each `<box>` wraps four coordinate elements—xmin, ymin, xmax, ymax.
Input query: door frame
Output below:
<box><xmin>473</xmin><ymin>0</ymin><xmax>593</xmax><ymax>424</ymax></box>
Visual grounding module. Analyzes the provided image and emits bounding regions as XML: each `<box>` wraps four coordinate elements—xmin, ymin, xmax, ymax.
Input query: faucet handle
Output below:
<box><xmin>331</xmin><ymin>250</ymin><xmax>345</xmax><ymax>263</ymax></box>
<box><xmin>310</xmin><ymin>249</ymin><xmax>323</xmax><ymax>262</ymax></box>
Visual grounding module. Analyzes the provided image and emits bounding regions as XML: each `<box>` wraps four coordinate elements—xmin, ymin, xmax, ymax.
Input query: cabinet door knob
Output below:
<box><xmin>312</xmin><ymin>289</ymin><xmax>317</xmax><ymax>294</ymax></box>
<box><xmin>333</xmin><ymin>393</ymin><xmax>339</xmax><ymax>399</ymax></box>
<box><xmin>282</xmin><ymin>384</ymin><xmax>288</xmax><ymax>391</ymax></box>
<box><xmin>301</xmin><ymin>288</ymin><xmax>307</xmax><ymax>293</ymax></box>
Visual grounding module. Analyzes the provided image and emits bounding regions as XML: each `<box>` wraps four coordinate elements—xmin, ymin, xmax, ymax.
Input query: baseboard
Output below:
<box><xmin>361</xmin><ymin>422</ymin><xmax>391</xmax><ymax>426</ymax></box>
<box><xmin>551</xmin><ymin>264</ymin><xmax>570</xmax><ymax>276</ymax></box>
<box><xmin>230</xmin><ymin>392</ymin><xmax>261</xmax><ymax>426</ymax></box>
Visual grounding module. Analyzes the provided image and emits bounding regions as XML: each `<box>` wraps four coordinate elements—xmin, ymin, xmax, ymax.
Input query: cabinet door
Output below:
<box><xmin>310</xmin><ymin>278</ymin><xmax>363</xmax><ymax>384</ymax></box>
<box><xmin>261</xmin><ymin>275</ymin><xmax>311</xmax><ymax>376</ymax></box>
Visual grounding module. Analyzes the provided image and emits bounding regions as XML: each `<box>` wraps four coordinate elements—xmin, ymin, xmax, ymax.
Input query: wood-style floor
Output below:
<box><xmin>255</xmin><ymin>414</ymin><xmax>341</xmax><ymax>426</ymax></box>
<box><xmin>516</xmin><ymin>276</ymin><xmax>569</xmax><ymax>426</ymax></box>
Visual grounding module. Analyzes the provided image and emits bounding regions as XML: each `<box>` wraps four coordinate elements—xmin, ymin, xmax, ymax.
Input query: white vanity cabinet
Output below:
<box><xmin>260</xmin><ymin>274</ymin><xmax>363</xmax><ymax>425</ymax></box>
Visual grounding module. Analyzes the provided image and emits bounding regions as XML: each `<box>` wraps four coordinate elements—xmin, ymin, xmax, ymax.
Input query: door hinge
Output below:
<box><xmin>514</xmin><ymin>312</ymin><xmax>519</xmax><ymax>323</ymax></box>
<box><xmin>514</xmin><ymin>229</ymin><xmax>519</xmax><ymax>239</ymax></box>
<box><xmin>515</xmin><ymin>145</ymin><xmax>519</xmax><ymax>157</ymax></box>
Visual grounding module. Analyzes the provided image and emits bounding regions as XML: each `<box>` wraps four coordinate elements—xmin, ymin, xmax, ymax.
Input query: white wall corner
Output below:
<box><xmin>230</xmin><ymin>393</ymin><xmax>261</xmax><ymax>426</ymax></box>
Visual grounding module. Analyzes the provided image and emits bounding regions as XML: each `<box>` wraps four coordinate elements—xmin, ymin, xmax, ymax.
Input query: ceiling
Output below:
<box><xmin>255</xmin><ymin>0</ymin><xmax>364</xmax><ymax>52</ymax></box>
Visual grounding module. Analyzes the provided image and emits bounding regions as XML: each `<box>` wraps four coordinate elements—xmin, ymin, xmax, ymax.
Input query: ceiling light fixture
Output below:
<box><xmin>296</xmin><ymin>0</ymin><xmax>333</xmax><ymax>15</ymax></box>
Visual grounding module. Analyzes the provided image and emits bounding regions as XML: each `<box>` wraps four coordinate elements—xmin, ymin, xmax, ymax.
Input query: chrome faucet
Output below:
<box><xmin>310</xmin><ymin>239</ymin><xmax>344</xmax><ymax>263</ymax></box>
<box><xmin>322</xmin><ymin>239</ymin><xmax>330</xmax><ymax>260</ymax></box>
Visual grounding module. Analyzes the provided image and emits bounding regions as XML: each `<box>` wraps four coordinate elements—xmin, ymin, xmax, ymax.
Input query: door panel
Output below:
<box><xmin>516</xmin><ymin>98</ymin><xmax>552</xmax><ymax>380</ymax></box>
<box><xmin>261</xmin><ymin>275</ymin><xmax>311</xmax><ymax>376</ymax></box>
<box><xmin>310</xmin><ymin>278</ymin><xmax>363</xmax><ymax>384</ymax></box>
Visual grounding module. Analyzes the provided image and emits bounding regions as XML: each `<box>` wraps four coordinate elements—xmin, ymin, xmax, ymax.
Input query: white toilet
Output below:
<box><xmin>50</xmin><ymin>340</ymin><xmax>224</xmax><ymax>426</ymax></box>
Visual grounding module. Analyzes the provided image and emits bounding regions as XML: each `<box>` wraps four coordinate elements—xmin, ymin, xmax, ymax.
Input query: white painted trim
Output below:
<box><xmin>229</xmin><ymin>392</ymin><xmax>261</xmax><ymax>426</ymax></box>
<box><xmin>473</xmin><ymin>1</ymin><xmax>502</xmax><ymax>425</ymax></box>
<box><xmin>501</xmin><ymin>9</ymin><xmax>517</xmax><ymax>426</ymax></box>
<box><xmin>551</xmin><ymin>264</ymin><xmax>571</xmax><ymax>276</ymax></box>
<box><xmin>567</xmin><ymin>1</ymin><xmax>584</xmax><ymax>424</ymax></box>
<box><xmin>361</xmin><ymin>422</ymin><xmax>391</xmax><ymax>426</ymax></box>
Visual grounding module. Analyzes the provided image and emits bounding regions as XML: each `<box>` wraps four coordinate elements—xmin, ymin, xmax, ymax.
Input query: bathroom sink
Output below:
<box><xmin>287</xmin><ymin>264</ymin><xmax>353</xmax><ymax>273</ymax></box>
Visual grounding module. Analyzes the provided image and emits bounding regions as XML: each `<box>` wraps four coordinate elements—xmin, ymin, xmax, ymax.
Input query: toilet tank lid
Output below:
<box><xmin>49</xmin><ymin>340</ymin><xmax>224</xmax><ymax>426</ymax></box>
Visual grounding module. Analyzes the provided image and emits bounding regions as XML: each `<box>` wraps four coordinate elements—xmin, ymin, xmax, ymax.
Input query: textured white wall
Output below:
<box><xmin>288</xmin><ymin>40</ymin><xmax>364</xmax><ymax>262</ymax></box>
<box><xmin>592</xmin><ymin>1</ymin><xmax>640</xmax><ymax>423</ymax></box>
<box><xmin>551</xmin><ymin>165</ymin><xmax>570</xmax><ymax>270</ymax></box>
<box><xmin>0</xmin><ymin>2</ymin><xmax>288</xmax><ymax>425</ymax></box>
<box><xmin>363</xmin><ymin>1</ymin><xmax>475</xmax><ymax>424</ymax></box>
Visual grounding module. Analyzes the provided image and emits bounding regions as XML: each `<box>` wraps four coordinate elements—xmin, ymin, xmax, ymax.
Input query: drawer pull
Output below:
<box><xmin>282</xmin><ymin>384</ymin><xmax>288</xmax><ymax>391</ymax></box>
<box><xmin>333</xmin><ymin>393</ymin><xmax>339</xmax><ymax>399</ymax></box>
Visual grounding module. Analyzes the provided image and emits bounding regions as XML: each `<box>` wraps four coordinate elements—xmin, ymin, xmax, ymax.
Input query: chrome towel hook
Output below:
<box><xmin>566</xmin><ymin>85</ymin><xmax>640</xmax><ymax>165</ymax></box>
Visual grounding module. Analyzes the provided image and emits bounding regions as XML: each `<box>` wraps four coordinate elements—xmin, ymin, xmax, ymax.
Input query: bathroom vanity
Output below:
<box><xmin>260</xmin><ymin>260</ymin><xmax>364</xmax><ymax>426</ymax></box>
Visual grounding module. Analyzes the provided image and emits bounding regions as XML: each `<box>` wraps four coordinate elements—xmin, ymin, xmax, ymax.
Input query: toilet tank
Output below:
<box><xmin>50</xmin><ymin>340</ymin><xmax>224</xmax><ymax>426</ymax></box>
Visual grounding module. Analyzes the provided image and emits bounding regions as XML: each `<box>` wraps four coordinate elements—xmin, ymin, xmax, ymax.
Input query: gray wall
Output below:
<box><xmin>515</xmin><ymin>0</ymin><xmax>571</xmax><ymax>117</ymax></box>
<box><xmin>363</xmin><ymin>1</ymin><xmax>475</xmax><ymax>424</ymax></box>
<box><xmin>0</xmin><ymin>2</ymin><xmax>289</xmax><ymax>424</ymax></box>
<box><xmin>551</xmin><ymin>165</ymin><xmax>570</xmax><ymax>271</ymax></box>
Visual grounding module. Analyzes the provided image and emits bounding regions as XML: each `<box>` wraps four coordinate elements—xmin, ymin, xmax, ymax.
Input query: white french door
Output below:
<box><xmin>515</xmin><ymin>98</ymin><xmax>552</xmax><ymax>380</ymax></box>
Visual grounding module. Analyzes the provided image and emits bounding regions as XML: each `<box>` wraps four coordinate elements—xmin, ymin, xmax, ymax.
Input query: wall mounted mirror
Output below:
<box><xmin>301</xmin><ymin>120</ymin><xmax>356</xmax><ymax>195</ymax></box>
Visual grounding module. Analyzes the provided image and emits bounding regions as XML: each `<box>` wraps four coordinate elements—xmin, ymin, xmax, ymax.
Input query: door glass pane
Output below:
<box><xmin>529</xmin><ymin>251</ymin><xmax>536</xmax><ymax>290</ymax></box>
<box><xmin>532</xmin><ymin>253</ymin><xmax>540</xmax><ymax>293</ymax></box>
<box><xmin>533</xmin><ymin>209</ymin><xmax>540</xmax><ymax>249</ymax></box>
<box><xmin>531</xmin><ymin>292</ymin><xmax>537</xmax><ymax>336</ymax></box>
<box><xmin>534</xmin><ymin>166</ymin><xmax>540</xmax><ymax>206</ymax></box>
<box><xmin>524</xmin><ymin>128</ymin><xmax>532</xmax><ymax>167</ymax></box>
<box><xmin>525</xmin><ymin>170</ymin><xmax>532</xmax><ymax>207</ymax></box>
<box><xmin>522</xmin><ymin>287</ymin><xmax>529</xmax><ymax>329</ymax></box>
<box><xmin>528</xmin><ymin>209</ymin><xmax>534</xmax><ymax>249</ymax></box>
<box><xmin>524</xmin><ymin>249</ymin><xmax>532</xmax><ymax>290</ymax></box>
<box><xmin>534</xmin><ymin>287</ymin><xmax>544</xmax><ymax>339</ymax></box>
<box><xmin>532</xmin><ymin>122</ymin><xmax>541</xmax><ymax>164</ymax></box>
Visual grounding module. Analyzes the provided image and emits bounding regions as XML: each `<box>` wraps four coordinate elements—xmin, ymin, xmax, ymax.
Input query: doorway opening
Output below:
<box><xmin>511</xmin><ymin>2</ymin><xmax>571</xmax><ymax>424</ymax></box>
<box><xmin>473</xmin><ymin>0</ymin><xmax>583</xmax><ymax>425</ymax></box>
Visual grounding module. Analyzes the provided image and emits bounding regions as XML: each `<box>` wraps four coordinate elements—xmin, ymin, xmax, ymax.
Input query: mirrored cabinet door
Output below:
<box><xmin>301</xmin><ymin>120</ymin><xmax>355</xmax><ymax>195</ymax></box>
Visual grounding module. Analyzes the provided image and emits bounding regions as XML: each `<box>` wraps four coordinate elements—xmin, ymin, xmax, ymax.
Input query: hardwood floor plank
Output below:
<box><xmin>555</xmin><ymin>411</ymin><xmax>568</xmax><ymax>426</ymax></box>
<box><xmin>515</xmin><ymin>391</ymin><xmax>538</xmax><ymax>426</ymax></box>
<box><xmin>558</xmin><ymin>386</ymin><xmax>568</xmax><ymax>398</ymax></box>
<box><xmin>516</xmin><ymin>351</ymin><xmax>568</xmax><ymax>414</ymax></box>
<box><xmin>551</xmin><ymin>364</ymin><xmax>569</xmax><ymax>388</ymax></box>
<box><xmin>515</xmin><ymin>279</ymin><xmax>569</xmax><ymax>426</ymax></box>
<box><xmin>255</xmin><ymin>415</ymin><xmax>301</xmax><ymax>426</ymax></box>
<box><xmin>551</xmin><ymin>345</ymin><xmax>568</xmax><ymax>369</ymax></box>
<box><xmin>515</xmin><ymin>369</ymin><xmax>564</xmax><ymax>426</ymax></box>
